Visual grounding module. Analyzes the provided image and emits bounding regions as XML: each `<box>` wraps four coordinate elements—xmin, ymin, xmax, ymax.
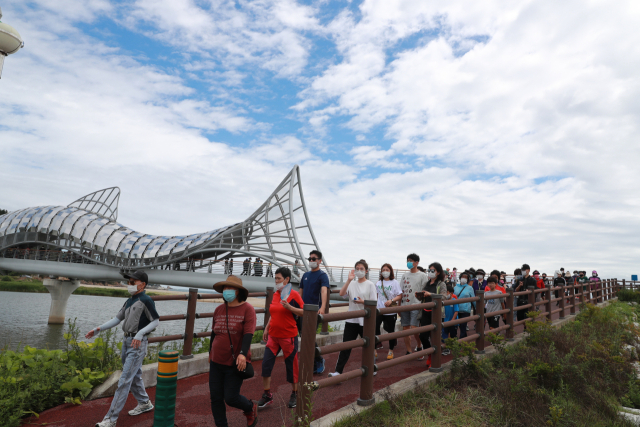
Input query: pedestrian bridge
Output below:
<box><xmin>0</xmin><ymin>164</ymin><xmax>409</xmax><ymax>323</ymax></box>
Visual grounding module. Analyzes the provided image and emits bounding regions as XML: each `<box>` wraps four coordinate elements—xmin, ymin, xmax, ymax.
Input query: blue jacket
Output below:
<box><xmin>453</xmin><ymin>283</ymin><xmax>476</xmax><ymax>313</ymax></box>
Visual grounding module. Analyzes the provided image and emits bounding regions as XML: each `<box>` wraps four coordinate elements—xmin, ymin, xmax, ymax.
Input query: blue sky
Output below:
<box><xmin>1</xmin><ymin>0</ymin><xmax>639</xmax><ymax>278</ymax></box>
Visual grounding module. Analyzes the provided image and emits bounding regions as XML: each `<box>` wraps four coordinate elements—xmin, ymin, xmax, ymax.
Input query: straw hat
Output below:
<box><xmin>213</xmin><ymin>275</ymin><xmax>249</xmax><ymax>301</ymax></box>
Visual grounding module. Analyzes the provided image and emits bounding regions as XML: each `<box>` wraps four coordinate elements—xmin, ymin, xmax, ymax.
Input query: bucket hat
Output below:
<box><xmin>213</xmin><ymin>275</ymin><xmax>249</xmax><ymax>301</ymax></box>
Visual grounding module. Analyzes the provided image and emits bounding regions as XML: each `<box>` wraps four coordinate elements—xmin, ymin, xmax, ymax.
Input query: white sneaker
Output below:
<box><xmin>128</xmin><ymin>400</ymin><xmax>154</xmax><ymax>416</ymax></box>
<box><xmin>96</xmin><ymin>420</ymin><xmax>116</xmax><ymax>427</ymax></box>
<box><xmin>328</xmin><ymin>372</ymin><xmax>341</xmax><ymax>377</ymax></box>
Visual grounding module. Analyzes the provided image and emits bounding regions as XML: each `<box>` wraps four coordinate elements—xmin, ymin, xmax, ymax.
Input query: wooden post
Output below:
<box><xmin>358</xmin><ymin>300</ymin><xmax>377</xmax><ymax>406</ymax></box>
<box><xmin>569</xmin><ymin>281</ymin><xmax>576</xmax><ymax>315</ymax></box>
<box><xmin>262</xmin><ymin>287</ymin><xmax>274</xmax><ymax>344</ymax></box>
<box><xmin>545</xmin><ymin>284</ymin><xmax>552</xmax><ymax>321</ymax></box>
<box><xmin>527</xmin><ymin>285</ymin><xmax>536</xmax><ymax>315</ymax></box>
<box><xmin>506</xmin><ymin>288</ymin><xmax>515</xmax><ymax>340</ymax></box>
<box><xmin>475</xmin><ymin>290</ymin><xmax>485</xmax><ymax>354</ymax></box>
<box><xmin>181</xmin><ymin>288</ymin><xmax>198</xmax><ymax>359</ymax></box>
<box><xmin>559</xmin><ymin>283</ymin><xmax>566</xmax><ymax>319</ymax></box>
<box><xmin>296</xmin><ymin>304</ymin><xmax>319</xmax><ymax>424</ymax></box>
<box><xmin>430</xmin><ymin>295</ymin><xmax>444</xmax><ymax>372</ymax></box>
<box><xmin>580</xmin><ymin>279</ymin><xmax>586</xmax><ymax>306</ymax></box>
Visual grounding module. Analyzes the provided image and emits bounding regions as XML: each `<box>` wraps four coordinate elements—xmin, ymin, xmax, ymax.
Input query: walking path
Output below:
<box><xmin>23</xmin><ymin>306</ymin><xmax>568</xmax><ymax>427</ymax></box>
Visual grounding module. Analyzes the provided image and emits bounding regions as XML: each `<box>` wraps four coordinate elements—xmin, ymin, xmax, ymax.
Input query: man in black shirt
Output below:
<box><xmin>514</xmin><ymin>264</ymin><xmax>537</xmax><ymax>323</ymax></box>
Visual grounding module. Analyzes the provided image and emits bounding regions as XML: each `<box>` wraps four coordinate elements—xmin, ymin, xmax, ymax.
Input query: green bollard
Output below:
<box><xmin>153</xmin><ymin>350</ymin><xmax>179</xmax><ymax>427</ymax></box>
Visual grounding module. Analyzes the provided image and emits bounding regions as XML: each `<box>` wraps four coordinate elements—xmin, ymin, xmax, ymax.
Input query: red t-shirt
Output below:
<box><xmin>210</xmin><ymin>302</ymin><xmax>256</xmax><ymax>366</ymax></box>
<box><xmin>535</xmin><ymin>278</ymin><xmax>545</xmax><ymax>289</ymax></box>
<box><xmin>495</xmin><ymin>284</ymin><xmax>506</xmax><ymax>294</ymax></box>
<box><xmin>269</xmin><ymin>289</ymin><xmax>304</xmax><ymax>338</ymax></box>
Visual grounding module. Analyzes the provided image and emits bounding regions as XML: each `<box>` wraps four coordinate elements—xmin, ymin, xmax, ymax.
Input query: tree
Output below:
<box><xmin>0</xmin><ymin>209</ymin><xmax>7</xmax><ymax>215</ymax></box>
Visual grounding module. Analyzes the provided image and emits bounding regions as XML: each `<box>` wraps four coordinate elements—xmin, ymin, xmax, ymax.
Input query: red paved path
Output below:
<box><xmin>23</xmin><ymin>302</ymin><xmax>577</xmax><ymax>427</ymax></box>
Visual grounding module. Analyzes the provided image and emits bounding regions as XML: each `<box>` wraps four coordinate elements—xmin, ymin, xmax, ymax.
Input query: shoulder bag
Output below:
<box><xmin>226</xmin><ymin>304</ymin><xmax>255</xmax><ymax>380</ymax></box>
<box><xmin>380</xmin><ymin>280</ymin><xmax>398</xmax><ymax>307</ymax></box>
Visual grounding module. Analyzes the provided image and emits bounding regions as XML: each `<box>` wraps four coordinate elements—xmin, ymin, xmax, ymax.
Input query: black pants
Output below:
<box><xmin>209</xmin><ymin>361</ymin><xmax>253</xmax><ymax>427</ymax></box>
<box><xmin>375</xmin><ymin>314</ymin><xmax>398</xmax><ymax>350</ymax></box>
<box><xmin>516</xmin><ymin>298</ymin><xmax>528</xmax><ymax>322</ymax></box>
<box><xmin>335</xmin><ymin>323</ymin><xmax>363</xmax><ymax>374</ymax></box>
<box><xmin>419</xmin><ymin>310</ymin><xmax>432</xmax><ymax>350</ymax></box>
<box><xmin>458</xmin><ymin>312</ymin><xmax>470</xmax><ymax>338</ymax></box>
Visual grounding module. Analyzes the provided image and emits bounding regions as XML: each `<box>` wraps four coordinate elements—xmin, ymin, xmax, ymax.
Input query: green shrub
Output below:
<box><xmin>0</xmin><ymin>319</ymin><xmax>120</xmax><ymax>427</ymax></box>
<box><xmin>617</xmin><ymin>289</ymin><xmax>640</xmax><ymax>303</ymax></box>
<box><xmin>335</xmin><ymin>302</ymin><xmax>639</xmax><ymax>427</ymax></box>
<box><xmin>1</xmin><ymin>276</ymin><xmax>12</xmax><ymax>282</ymax></box>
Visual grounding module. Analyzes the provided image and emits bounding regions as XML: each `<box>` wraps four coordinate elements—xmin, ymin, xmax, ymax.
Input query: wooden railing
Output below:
<box><xmin>295</xmin><ymin>278</ymin><xmax>622</xmax><ymax>423</ymax></box>
<box><xmin>147</xmin><ymin>288</ymin><xmax>275</xmax><ymax>358</ymax></box>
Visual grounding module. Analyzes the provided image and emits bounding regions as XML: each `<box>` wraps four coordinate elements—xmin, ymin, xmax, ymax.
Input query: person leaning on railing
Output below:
<box><xmin>258</xmin><ymin>267</ymin><xmax>303</xmax><ymax>410</ymax></box>
<box><xmin>399</xmin><ymin>253</ymin><xmax>429</xmax><ymax>359</ymax></box>
<box><xmin>374</xmin><ymin>263</ymin><xmax>403</xmax><ymax>360</ymax></box>
<box><xmin>414</xmin><ymin>262</ymin><xmax>447</xmax><ymax>369</ymax></box>
<box><xmin>328</xmin><ymin>259</ymin><xmax>378</xmax><ymax>378</ymax></box>
<box><xmin>453</xmin><ymin>271</ymin><xmax>475</xmax><ymax>339</ymax></box>
<box><xmin>484</xmin><ymin>277</ymin><xmax>506</xmax><ymax>331</ymax></box>
<box><xmin>208</xmin><ymin>275</ymin><xmax>258</xmax><ymax>427</ymax></box>
<box><xmin>299</xmin><ymin>250</ymin><xmax>330</xmax><ymax>374</ymax></box>
<box><xmin>514</xmin><ymin>264</ymin><xmax>537</xmax><ymax>325</ymax></box>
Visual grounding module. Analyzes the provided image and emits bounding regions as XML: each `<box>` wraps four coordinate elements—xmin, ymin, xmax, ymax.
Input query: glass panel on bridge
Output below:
<box><xmin>82</xmin><ymin>217</ymin><xmax>111</xmax><ymax>244</ymax></box>
<box><xmin>59</xmin><ymin>210</ymin><xmax>90</xmax><ymax>237</ymax></box>
<box><xmin>141</xmin><ymin>236</ymin><xmax>169</xmax><ymax>258</ymax></box>
<box><xmin>35</xmin><ymin>206</ymin><xmax>65</xmax><ymax>233</ymax></box>
<box><xmin>70</xmin><ymin>213</ymin><xmax>101</xmax><ymax>240</ymax></box>
<box><xmin>129</xmin><ymin>234</ymin><xmax>155</xmax><ymax>258</ymax></box>
<box><xmin>155</xmin><ymin>236</ymin><xmax>185</xmax><ymax>258</ymax></box>
<box><xmin>26</xmin><ymin>206</ymin><xmax>53</xmax><ymax>230</ymax></box>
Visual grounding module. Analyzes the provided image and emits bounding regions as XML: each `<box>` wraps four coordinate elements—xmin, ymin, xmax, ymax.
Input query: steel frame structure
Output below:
<box><xmin>0</xmin><ymin>165</ymin><xmax>331</xmax><ymax>281</ymax></box>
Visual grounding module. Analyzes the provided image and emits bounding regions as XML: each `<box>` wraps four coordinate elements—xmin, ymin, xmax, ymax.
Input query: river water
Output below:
<box><xmin>0</xmin><ymin>291</ymin><xmax>264</xmax><ymax>351</ymax></box>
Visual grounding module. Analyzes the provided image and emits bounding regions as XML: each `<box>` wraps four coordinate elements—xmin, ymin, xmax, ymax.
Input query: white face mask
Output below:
<box><xmin>381</xmin><ymin>271</ymin><xmax>390</xmax><ymax>279</ymax></box>
<box><xmin>127</xmin><ymin>284</ymin><xmax>138</xmax><ymax>295</ymax></box>
<box><xmin>355</xmin><ymin>270</ymin><xmax>366</xmax><ymax>279</ymax></box>
<box><xmin>427</xmin><ymin>271</ymin><xmax>436</xmax><ymax>279</ymax></box>
<box><xmin>309</xmin><ymin>261</ymin><xmax>318</xmax><ymax>269</ymax></box>
<box><xmin>460</xmin><ymin>278</ymin><xmax>468</xmax><ymax>285</ymax></box>
<box><xmin>476</xmin><ymin>275</ymin><xmax>483</xmax><ymax>281</ymax></box>
<box><xmin>275</xmin><ymin>281</ymin><xmax>285</xmax><ymax>291</ymax></box>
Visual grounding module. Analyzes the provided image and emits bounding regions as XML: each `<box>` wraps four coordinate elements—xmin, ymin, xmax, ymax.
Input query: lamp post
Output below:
<box><xmin>0</xmin><ymin>6</ymin><xmax>24</xmax><ymax>79</ymax></box>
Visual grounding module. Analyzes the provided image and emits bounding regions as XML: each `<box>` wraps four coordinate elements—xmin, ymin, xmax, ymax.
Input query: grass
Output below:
<box><xmin>0</xmin><ymin>277</ymin><xmax>160</xmax><ymax>297</ymax></box>
<box><xmin>334</xmin><ymin>301</ymin><xmax>640</xmax><ymax>427</ymax></box>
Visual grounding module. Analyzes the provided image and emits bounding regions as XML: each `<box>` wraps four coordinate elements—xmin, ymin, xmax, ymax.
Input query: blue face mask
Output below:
<box><xmin>407</xmin><ymin>262</ymin><xmax>414</xmax><ymax>269</ymax></box>
<box><xmin>223</xmin><ymin>290</ymin><xmax>237</xmax><ymax>302</ymax></box>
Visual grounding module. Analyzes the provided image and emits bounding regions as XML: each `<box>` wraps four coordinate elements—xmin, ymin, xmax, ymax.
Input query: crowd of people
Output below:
<box><xmin>86</xmin><ymin>251</ymin><xmax>603</xmax><ymax>427</ymax></box>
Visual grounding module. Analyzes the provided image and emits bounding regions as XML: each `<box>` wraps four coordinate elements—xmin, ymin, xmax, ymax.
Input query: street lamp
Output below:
<box><xmin>0</xmin><ymin>6</ymin><xmax>24</xmax><ymax>79</ymax></box>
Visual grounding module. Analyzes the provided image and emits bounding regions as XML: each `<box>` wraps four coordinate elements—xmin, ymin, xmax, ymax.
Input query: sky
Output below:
<box><xmin>0</xmin><ymin>0</ymin><xmax>639</xmax><ymax>279</ymax></box>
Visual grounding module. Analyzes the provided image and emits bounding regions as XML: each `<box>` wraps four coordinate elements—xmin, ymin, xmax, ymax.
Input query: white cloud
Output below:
<box><xmin>120</xmin><ymin>0</ymin><xmax>321</xmax><ymax>77</ymax></box>
<box><xmin>1</xmin><ymin>0</ymin><xmax>639</xmax><ymax>281</ymax></box>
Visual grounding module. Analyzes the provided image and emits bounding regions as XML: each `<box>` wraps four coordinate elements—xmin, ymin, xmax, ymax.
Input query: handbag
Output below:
<box><xmin>380</xmin><ymin>279</ymin><xmax>398</xmax><ymax>307</ymax></box>
<box><xmin>226</xmin><ymin>304</ymin><xmax>254</xmax><ymax>380</ymax></box>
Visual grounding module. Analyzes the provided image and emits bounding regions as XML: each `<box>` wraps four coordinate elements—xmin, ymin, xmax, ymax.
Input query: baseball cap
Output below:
<box><xmin>121</xmin><ymin>270</ymin><xmax>148</xmax><ymax>284</ymax></box>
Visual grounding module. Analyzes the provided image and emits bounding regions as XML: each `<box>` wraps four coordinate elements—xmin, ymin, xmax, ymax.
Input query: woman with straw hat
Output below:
<box><xmin>209</xmin><ymin>275</ymin><xmax>258</xmax><ymax>427</ymax></box>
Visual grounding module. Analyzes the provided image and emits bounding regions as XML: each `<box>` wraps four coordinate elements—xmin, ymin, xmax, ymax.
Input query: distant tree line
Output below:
<box><xmin>0</xmin><ymin>209</ymin><xmax>7</xmax><ymax>215</ymax></box>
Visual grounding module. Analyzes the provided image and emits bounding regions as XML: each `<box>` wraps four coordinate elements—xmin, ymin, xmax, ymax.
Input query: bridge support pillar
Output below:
<box><xmin>43</xmin><ymin>279</ymin><xmax>80</xmax><ymax>324</ymax></box>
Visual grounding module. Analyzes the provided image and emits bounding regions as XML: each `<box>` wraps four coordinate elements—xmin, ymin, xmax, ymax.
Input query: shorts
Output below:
<box><xmin>487</xmin><ymin>315</ymin><xmax>500</xmax><ymax>329</ymax></box>
<box><xmin>261</xmin><ymin>336</ymin><xmax>298</xmax><ymax>383</ymax></box>
<box><xmin>400</xmin><ymin>309</ymin><xmax>420</xmax><ymax>327</ymax></box>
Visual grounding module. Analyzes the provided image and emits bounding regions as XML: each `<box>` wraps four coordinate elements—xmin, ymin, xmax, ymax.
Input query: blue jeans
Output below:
<box><xmin>103</xmin><ymin>336</ymin><xmax>150</xmax><ymax>422</ymax></box>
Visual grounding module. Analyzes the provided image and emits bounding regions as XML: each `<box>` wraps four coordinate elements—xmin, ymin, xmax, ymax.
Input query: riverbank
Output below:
<box><xmin>0</xmin><ymin>279</ymin><xmax>164</xmax><ymax>297</ymax></box>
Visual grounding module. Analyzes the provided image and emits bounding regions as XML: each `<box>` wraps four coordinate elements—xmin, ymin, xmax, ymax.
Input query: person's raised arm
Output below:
<box><xmin>339</xmin><ymin>270</ymin><xmax>354</xmax><ymax>296</ymax></box>
<box><xmin>85</xmin><ymin>316</ymin><xmax>121</xmax><ymax>339</ymax></box>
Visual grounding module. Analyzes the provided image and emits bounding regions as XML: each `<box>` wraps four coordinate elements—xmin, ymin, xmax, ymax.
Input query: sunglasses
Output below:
<box><xmin>428</xmin><ymin>269</ymin><xmax>436</xmax><ymax>273</ymax></box>
<box><xmin>128</xmin><ymin>278</ymin><xmax>137</xmax><ymax>285</ymax></box>
<box><xmin>307</xmin><ymin>257</ymin><xmax>320</xmax><ymax>262</ymax></box>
